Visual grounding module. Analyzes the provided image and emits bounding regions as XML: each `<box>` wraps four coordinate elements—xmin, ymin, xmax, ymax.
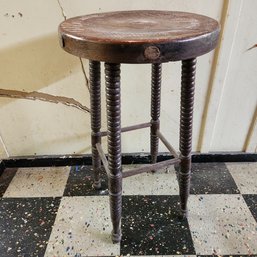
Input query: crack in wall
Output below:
<box><xmin>57</xmin><ymin>0</ymin><xmax>67</xmax><ymax>20</ymax></box>
<box><xmin>79</xmin><ymin>58</ymin><xmax>90</xmax><ymax>91</ymax></box>
<box><xmin>57</xmin><ymin>0</ymin><xmax>90</xmax><ymax>92</ymax></box>
<box><xmin>0</xmin><ymin>0</ymin><xmax>91</xmax><ymax>115</ymax></box>
<box><xmin>0</xmin><ymin>1</ymin><xmax>91</xmax><ymax>121</ymax></box>
<box><xmin>0</xmin><ymin>89</ymin><xmax>90</xmax><ymax>113</ymax></box>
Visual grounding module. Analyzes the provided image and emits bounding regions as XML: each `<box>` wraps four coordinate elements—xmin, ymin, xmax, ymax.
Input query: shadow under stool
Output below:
<box><xmin>58</xmin><ymin>10</ymin><xmax>220</xmax><ymax>243</ymax></box>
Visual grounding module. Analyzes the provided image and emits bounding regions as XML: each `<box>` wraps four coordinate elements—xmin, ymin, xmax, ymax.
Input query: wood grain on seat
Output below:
<box><xmin>59</xmin><ymin>10</ymin><xmax>220</xmax><ymax>63</ymax></box>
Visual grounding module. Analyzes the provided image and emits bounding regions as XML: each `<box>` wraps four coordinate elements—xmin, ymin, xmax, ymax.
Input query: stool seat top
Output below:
<box><xmin>59</xmin><ymin>10</ymin><xmax>220</xmax><ymax>63</ymax></box>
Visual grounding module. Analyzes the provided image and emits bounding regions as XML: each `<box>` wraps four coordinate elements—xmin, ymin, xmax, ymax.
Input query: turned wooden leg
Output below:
<box><xmin>150</xmin><ymin>63</ymin><xmax>162</xmax><ymax>166</ymax></box>
<box><xmin>89</xmin><ymin>60</ymin><xmax>102</xmax><ymax>189</ymax></box>
<box><xmin>179</xmin><ymin>58</ymin><xmax>196</xmax><ymax>218</ymax></box>
<box><xmin>105</xmin><ymin>62</ymin><xmax>122</xmax><ymax>243</ymax></box>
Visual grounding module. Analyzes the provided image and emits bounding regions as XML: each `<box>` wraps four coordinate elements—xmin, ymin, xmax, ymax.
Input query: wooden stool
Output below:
<box><xmin>58</xmin><ymin>10</ymin><xmax>220</xmax><ymax>243</ymax></box>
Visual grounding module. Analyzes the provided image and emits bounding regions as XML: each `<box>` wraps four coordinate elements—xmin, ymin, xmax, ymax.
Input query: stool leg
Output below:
<box><xmin>179</xmin><ymin>58</ymin><xmax>196</xmax><ymax>218</ymax></box>
<box><xmin>105</xmin><ymin>63</ymin><xmax>122</xmax><ymax>243</ymax></box>
<box><xmin>89</xmin><ymin>60</ymin><xmax>102</xmax><ymax>189</ymax></box>
<box><xmin>150</xmin><ymin>63</ymin><xmax>162</xmax><ymax>166</ymax></box>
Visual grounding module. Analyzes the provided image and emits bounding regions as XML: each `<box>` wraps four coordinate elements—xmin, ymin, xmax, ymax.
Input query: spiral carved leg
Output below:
<box><xmin>179</xmin><ymin>58</ymin><xmax>196</xmax><ymax>218</ymax></box>
<box><xmin>105</xmin><ymin>63</ymin><xmax>122</xmax><ymax>243</ymax></box>
<box><xmin>90</xmin><ymin>60</ymin><xmax>101</xmax><ymax>189</ymax></box>
<box><xmin>150</xmin><ymin>63</ymin><xmax>162</xmax><ymax>168</ymax></box>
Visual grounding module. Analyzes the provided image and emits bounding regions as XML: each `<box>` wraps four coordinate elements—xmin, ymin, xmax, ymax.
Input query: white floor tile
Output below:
<box><xmin>44</xmin><ymin>196</ymin><xmax>120</xmax><ymax>256</ymax></box>
<box><xmin>188</xmin><ymin>194</ymin><xmax>257</xmax><ymax>255</ymax></box>
<box><xmin>129</xmin><ymin>255</ymin><xmax>196</xmax><ymax>257</ymax></box>
<box><xmin>128</xmin><ymin>255</ymin><xmax>163</xmax><ymax>257</ymax></box>
<box><xmin>226</xmin><ymin>162</ymin><xmax>257</xmax><ymax>194</ymax></box>
<box><xmin>3</xmin><ymin>167</ymin><xmax>70</xmax><ymax>198</ymax></box>
<box><xmin>163</xmin><ymin>254</ymin><xmax>196</xmax><ymax>257</ymax></box>
<box><xmin>122</xmin><ymin>165</ymin><xmax>179</xmax><ymax>195</ymax></box>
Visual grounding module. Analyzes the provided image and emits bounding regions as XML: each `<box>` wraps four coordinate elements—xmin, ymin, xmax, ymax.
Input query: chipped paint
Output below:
<box><xmin>0</xmin><ymin>89</ymin><xmax>90</xmax><ymax>113</ymax></box>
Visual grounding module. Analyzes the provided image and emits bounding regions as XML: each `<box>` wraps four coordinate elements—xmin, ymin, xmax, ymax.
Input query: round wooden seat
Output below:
<box><xmin>59</xmin><ymin>10</ymin><xmax>220</xmax><ymax>63</ymax></box>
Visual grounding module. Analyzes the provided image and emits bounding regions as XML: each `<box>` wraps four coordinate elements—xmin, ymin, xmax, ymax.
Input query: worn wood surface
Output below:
<box><xmin>59</xmin><ymin>10</ymin><xmax>220</xmax><ymax>63</ymax></box>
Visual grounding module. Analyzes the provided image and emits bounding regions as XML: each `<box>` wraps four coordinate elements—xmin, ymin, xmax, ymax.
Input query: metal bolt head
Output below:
<box><xmin>144</xmin><ymin>46</ymin><xmax>160</xmax><ymax>60</ymax></box>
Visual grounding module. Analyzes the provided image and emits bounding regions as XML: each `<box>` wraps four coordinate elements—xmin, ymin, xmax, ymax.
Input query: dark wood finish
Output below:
<box><xmin>123</xmin><ymin>158</ymin><xmax>180</xmax><ymax>178</ymax></box>
<box><xmin>179</xmin><ymin>58</ymin><xmax>196</xmax><ymax>218</ymax></box>
<box><xmin>59</xmin><ymin>10</ymin><xmax>220</xmax><ymax>63</ymax></box>
<box><xmin>156</xmin><ymin>130</ymin><xmax>179</xmax><ymax>158</ymax></box>
<box><xmin>150</xmin><ymin>63</ymin><xmax>162</xmax><ymax>167</ymax></box>
<box><xmin>100</xmin><ymin>122</ymin><xmax>151</xmax><ymax>137</ymax></box>
<box><xmin>105</xmin><ymin>62</ymin><xmax>122</xmax><ymax>243</ymax></box>
<box><xmin>95</xmin><ymin>143</ymin><xmax>110</xmax><ymax>177</ymax></box>
<box><xmin>89</xmin><ymin>60</ymin><xmax>102</xmax><ymax>189</ymax></box>
<box><xmin>57</xmin><ymin>10</ymin><xmax>221</xmax><ymax>243</ymax></box>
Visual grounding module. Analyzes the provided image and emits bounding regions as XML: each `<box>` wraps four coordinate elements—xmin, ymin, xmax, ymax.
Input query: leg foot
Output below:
<box><xmin>112</xmin><ymin>229</ymin><xmax>122</xmax><ymax>243</ymax></box>
<box><xmin>93</xmin><ymin>179</ymin><xmax>101</xmax><ymax>189</ymax></box>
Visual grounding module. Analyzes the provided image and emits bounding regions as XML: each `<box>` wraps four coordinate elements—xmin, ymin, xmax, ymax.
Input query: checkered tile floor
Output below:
<box><xmin>0</xmin><ymin>162</ymin><xmax>257</xmax><ymax>256</ymax></box>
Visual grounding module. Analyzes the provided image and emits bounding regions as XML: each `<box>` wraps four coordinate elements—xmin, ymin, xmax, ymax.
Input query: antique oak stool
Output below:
<box><xmin>58</xmin><ymin>10</ymin><xmax>220</xmax><ymax>243</ymax></box>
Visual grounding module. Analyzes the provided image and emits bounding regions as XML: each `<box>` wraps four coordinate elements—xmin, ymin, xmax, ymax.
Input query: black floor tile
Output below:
<box><xmin>0</xmin><ymin>168</ymin><xmax>17</xmax><ymax>197</ymax></box>
<box><xmin>63</xmin><ymin>166</ymin><xmax>108</xmax><ymax>196</ymax></box>
<box><xmin>121</xmin><ymin>195</ymin><xmax>195</xmax><ymax>255</ymax></box>
<box><xmin>190</xmin><ymin>163</ymin><xmax>240</xmax><ymax>194</ymax></box>
<box><xmin>243</xmin><ymin>194</ymin><xmax>257</xmax><ymax>222</ymax></box>
<box><xmin>0</xmin><ymin>197</ymin><xmax>61</xmax><ymax>257</ymax></box>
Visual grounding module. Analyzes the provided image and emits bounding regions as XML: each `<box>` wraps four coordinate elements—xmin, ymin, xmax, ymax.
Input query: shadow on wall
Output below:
<box><xmin>0</xmin><ymin>33</ymin><xmax>80</xmax><ymax>106</ymax></box>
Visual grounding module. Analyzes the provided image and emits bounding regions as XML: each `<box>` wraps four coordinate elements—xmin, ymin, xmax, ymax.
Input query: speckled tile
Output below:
<box><xmin>243</xmin><ymin>194</ymin><xmax>257</xmax><ymax>223</ymax></box>
<box><xmin>127</xmin><ymin>254</ymin><xmax>162</xmax><ymax>257</ymax></box>
<box><xmin>0</xmin><ymin>168</ymin><xmax>17</xmax><ymax>197</ymax></box>
<box><xmin>3</xmin><ymin>167</ymin><xmax>70</xmax><ymax>198</ymax></box>
<box><xmin>163</xmin><ymin>254</ymin><xmax>196</xmax><ymax>257</ymax></box>
<box><xmin>130</xmin><ymin>254</ymin><xmax>196</xmax><ymax>257</ymax></box>
<box><xmin>121</xmin><ymin>195</ymin><xmax>195</xmax><ymax>255</ymax></box>
<box><xmin>190</xmin><ymin>163</ymin><xmax>240</xmax><ymax>194</ymax></box>
<box><xmin>188</xmin><ymin>194</ymin><xmax>257</xmax><ymax>255</ymax></box>
<box><xmin>197</xmin><ymin>255</ymin><xmax>257</xmax><ymax>257</ymax></box>
<box><xmin>126</xmin><ymin>254</ymin><xmax>162</xmax><ymax>257</ymax></box>
<box><xmin>63</xmin><ymin>166</ymin><xmax>109</xmax><ymax>196</ymax></box>
<box><xmin>44</xmin><ymin>196</ymin><xmax>120</xmax><ymax>256</ymax></box>
<box><xmin>0</xmin><ymin>197</ymin><xmax>60</xmax><ymax>257</ymax></box>
<box><xmin>227</xmin><ymin>162</ymin><xmax>257</xmax><ymax>194</ymax></box>
<box><xmin>122</xmin><ymin>165</ymin><xmax>179</xmax><ymax>195</ymax></box>
<box><xmin>129</xmin><ymin>254</ymin><xmax>193</xmax><ymax>257</ymax></box>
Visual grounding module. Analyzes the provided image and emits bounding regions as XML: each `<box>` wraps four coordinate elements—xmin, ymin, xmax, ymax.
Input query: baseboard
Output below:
<box><xmin>2</xmin><ymin>152</ymin><xmax>256</xmax><ymax>169</ymax></box>
<box><xmin>0</xmin><ymin>160</ymin><xmax>5</xmax><ymax>174</ymax></box>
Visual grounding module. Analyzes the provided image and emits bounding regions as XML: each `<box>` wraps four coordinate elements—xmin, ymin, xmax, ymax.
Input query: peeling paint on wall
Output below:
<box><xmin>0</xmin><ymin>89</ymin><xmax>90</xmax><ymax>113</ymax></box>
<box><xmin>247</xmin><ymin>44</ymin><xmax>257</xmax><ymax>51</ymax></box>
